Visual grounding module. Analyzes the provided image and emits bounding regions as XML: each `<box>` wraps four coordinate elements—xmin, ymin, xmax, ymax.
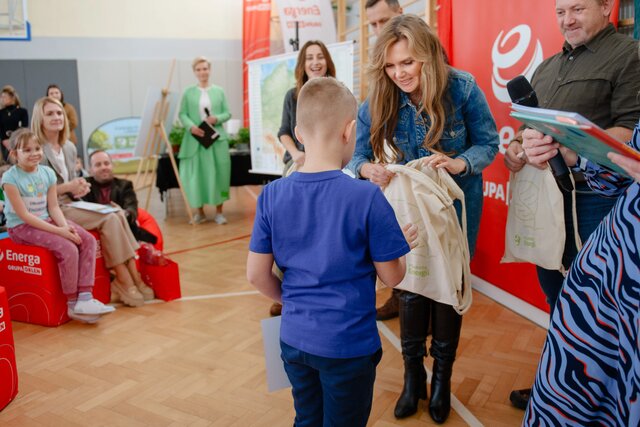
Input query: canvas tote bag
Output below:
<box><xmin>501</xmin><ymin>164</ymin><xmax>580</xmax><ymax>271</ymax></box>
<box><xmin>383</xmin><ymin>159</ymin><xmax>472</xmax><ymax>314</ymax></box>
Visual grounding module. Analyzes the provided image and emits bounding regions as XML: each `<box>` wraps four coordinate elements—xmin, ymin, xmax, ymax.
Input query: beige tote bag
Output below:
<box><xmin>502</xmin><ymin>164</ymin><xmax>580</xmax><ymax>271</ymax></box>
<box><xmin>383</xmin><ymin>160</ymin><xmax>472</xmax><ymax>314</ymax></box>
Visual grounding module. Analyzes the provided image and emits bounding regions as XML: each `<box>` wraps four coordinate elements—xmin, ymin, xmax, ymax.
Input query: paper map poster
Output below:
<box><xmin>247</xmin><ymin>41</ymin><xmax>354</xmax><ymax>175</ymax></box>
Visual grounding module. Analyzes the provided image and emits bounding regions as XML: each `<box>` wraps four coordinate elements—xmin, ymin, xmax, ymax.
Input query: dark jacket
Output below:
<box><xmin>83</xmin><ymin>177</ymin><xmax>157</xmax><ymax>244</ymax></box>
<box><xmin>84</xmin><ymin>176</ymin><xmax>138</xmax><ymax>223</ymax></box>
<box><xmin>0</xmin><ymin>105</ymin><xmax>29</xmax><ymax>161</ymax></box>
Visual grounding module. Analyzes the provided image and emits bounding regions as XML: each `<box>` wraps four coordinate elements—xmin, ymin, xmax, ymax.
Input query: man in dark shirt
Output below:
<box><xmin>504</xmin><ymin>0</ymin><xmax>640</xmax><ymax>409</ymax></box>
<box><xmin>83</xmin><ymin>150</ymin><xmax>157</xmax><ymax>244</ymax></box>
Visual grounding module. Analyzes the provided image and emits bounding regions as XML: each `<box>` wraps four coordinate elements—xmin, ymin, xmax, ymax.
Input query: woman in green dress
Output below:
<box><xmin>178</xmin><ymin>56</ymin><xmax>232</xmax><ymax>224</ymax></box>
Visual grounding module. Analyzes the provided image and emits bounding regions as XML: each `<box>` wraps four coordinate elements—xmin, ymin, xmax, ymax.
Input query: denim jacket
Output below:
<box><xmin>347</xmin><ymin>68</ymin><xmax>499</xmax><ymax>254</ymax></box>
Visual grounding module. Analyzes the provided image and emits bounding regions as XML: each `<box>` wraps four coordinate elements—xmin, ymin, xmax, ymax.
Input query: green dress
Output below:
<box><xmin>177</xmin><ymin>84</ymin><xmax>231</xmax><ymax>208</ymax></box>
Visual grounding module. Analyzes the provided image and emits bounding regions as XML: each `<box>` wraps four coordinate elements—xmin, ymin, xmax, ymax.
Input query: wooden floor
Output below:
<box><xmin>0</xmin><ymin>184</ymin><xmax>546</xmax><ymax>426</ymax></box>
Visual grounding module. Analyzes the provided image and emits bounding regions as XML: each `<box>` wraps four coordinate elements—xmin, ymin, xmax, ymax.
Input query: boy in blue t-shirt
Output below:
<box><xmin>247</xmin><ymin>77</ymin><xmax>417</xmax><ymax>427</ymax></box>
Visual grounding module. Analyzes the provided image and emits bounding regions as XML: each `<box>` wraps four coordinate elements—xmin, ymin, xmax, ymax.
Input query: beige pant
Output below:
<box><xmin>61</xmin><ymin>205</ymin><xmax>139</xmax><ymax>268</ymax></box>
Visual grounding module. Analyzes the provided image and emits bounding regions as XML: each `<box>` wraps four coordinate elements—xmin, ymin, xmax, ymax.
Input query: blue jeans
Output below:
<box><xmin>536</xmin><ymin>183</ymin><xmax>616</xmax><ymax>314</ymax></box>
<box><xmin>280</xmin><ymin>340</ymin><xmax>382</xmax><ymax>427</ymax></box>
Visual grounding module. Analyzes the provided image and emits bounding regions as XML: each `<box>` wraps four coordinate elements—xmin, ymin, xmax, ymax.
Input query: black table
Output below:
<box><xmin>156</xmin><ymin>151</ymin><xmax>276</xmax><ymax>198</ymax></box>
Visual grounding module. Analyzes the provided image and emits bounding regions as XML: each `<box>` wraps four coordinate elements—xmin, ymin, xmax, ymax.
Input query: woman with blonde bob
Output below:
<box><xmin>32</xmin><ymin>96</ymin><xmax>153</xmax><ymax>307</ymax></box>
<box><xmin>347</xmin><ymin>15</ymin><xmax>498</xmax><ymax>423</ymax></box>
<box><xmin>178</xmin><ymin>56</ymin><xmax>232</xmax><ymax>225</ymax></box>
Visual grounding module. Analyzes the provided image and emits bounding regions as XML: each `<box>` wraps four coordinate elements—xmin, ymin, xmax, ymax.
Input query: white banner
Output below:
<box><xmin>275</xmin><ymin>0</ymin><xmax>336</xmax><ymax>53</ymax></box>
<box><xmin>247</xmin><ymin>41</ymin><xmax>354</xmax><ymax>176</ymax></box>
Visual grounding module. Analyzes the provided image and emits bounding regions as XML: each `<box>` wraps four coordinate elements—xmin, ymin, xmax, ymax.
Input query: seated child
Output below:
<box><xmin>247</xmin><ymin>77</ymin><xmax>418</xmax><ymax>427</ymax></box>
<box><xmin>0</xmin><ymin>129</ymin><xmax>115</xmax><ymax>323</ymax></box>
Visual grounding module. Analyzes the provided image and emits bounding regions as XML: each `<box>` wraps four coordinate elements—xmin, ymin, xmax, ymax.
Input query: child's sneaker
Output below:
<box><xmin>73</xmin><ymin>298</ymin><xmax>116</xmax><ymax>315</ymax></box>
<box><xmin>213</xmin><ymin>213</ymin><xmax>227</xmax><ymax>225</ymax></box>
<box><xmin>67</xmin><ymin>307</ymin><xmax>100</xmax><ymax>324</ymax></box>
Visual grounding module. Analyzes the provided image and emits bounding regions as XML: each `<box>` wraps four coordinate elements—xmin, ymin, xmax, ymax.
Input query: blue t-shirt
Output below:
<box><xmin>0</xmin><ymin>165</ymin><xmax>56</xmax><ymax>228</ymax></box>
<box><xmin>250</xmin><ymin>170</ymin><xmax>410</xmax><ymax>358</ymax></box>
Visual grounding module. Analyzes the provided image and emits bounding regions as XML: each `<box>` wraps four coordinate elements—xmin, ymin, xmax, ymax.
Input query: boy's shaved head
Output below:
<box><xmin>296</xmin><ymin>77</ymin><xmax>357</xmax><ymax>140</ymax></box>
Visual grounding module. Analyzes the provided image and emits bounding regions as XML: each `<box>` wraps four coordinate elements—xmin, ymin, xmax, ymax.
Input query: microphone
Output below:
<box><xmin>507</xmin><ymin>76</ymin><xmax>573</xmax><ymax>193</ymax></box>
<box><xmin>204</xmin><ymin>107</ymin><xmax>210</xmax><ymax>117</ymax></box>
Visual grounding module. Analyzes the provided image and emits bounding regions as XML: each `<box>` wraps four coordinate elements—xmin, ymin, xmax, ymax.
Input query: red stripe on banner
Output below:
<box><xmin>243</xmin><ymin>0</ymin><xmax>272</xmax><ymax>128</ymax></box>
<box><xmin>437</xmin><ymin>0</ymin><xmax>453</xmax><ymax>65</ymax></box>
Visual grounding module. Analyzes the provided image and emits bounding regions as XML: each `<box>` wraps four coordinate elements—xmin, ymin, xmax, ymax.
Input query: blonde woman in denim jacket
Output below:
<box><xmin>347</xmin><ymin>15</ymin><xmax>498</xmax><ymax>423</ymax></box>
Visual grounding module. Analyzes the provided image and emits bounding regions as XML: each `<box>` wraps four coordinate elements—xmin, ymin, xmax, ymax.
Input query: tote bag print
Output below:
<box><xmin>502</xmin><ymin>165</ymin><xmax>565</xmax><ymax>270</ymax></box>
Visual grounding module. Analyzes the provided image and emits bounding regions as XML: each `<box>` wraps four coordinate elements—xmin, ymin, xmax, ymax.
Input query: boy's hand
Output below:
<box><xmin>402</xmin><ymin>223</ymin><xmax>418</xmax><ymax>250</ymax></box>
<box><xmin>361</xmin><ymin>163</ymin><xmax>395</xmax><ymax>187</ymax></box>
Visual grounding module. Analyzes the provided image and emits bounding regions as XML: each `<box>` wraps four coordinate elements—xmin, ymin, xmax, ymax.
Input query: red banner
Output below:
<box><xmin>449</xmin><ymin>0</ymin><xmax>619</xmax><ymax>311</ymax></box>
<box><xmin>243</xmin><ymin>0</ymin><xmax>272</xmax><ymax>128</ymax></box>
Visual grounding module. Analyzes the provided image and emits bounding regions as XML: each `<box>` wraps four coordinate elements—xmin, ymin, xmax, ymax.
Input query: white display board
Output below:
<box><xmin>274</xmin><ymin>0</ymin><xmax>336</xmax><ymax>53</ymax></box>
<box><xmin>247</xmin><ymin>41</ymin><xmax>354</xmax><ymax>176</ymax></box>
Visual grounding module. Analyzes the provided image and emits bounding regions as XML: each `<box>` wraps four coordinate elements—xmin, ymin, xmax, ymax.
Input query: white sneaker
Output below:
<box><xmin>73</xmin><ymin>298</ymin><xmax>116</xmax><ymax>315</ymax></box>
<box><xmin>190</xmin><ymin>213</ymin><xmax>207</xmax><ymax>225</ymax></box>
<box><xmin>67</xmin><ymin>307</ymin><xmax>101</xmax><ymax>324</ymax></box>
<box><xmin>214</xmin><ymin>214</ymin><xmax>227</xmax><ymax>225</ymax></box>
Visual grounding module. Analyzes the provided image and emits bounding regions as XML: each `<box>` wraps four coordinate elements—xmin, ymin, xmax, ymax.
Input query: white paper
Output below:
<box><xmin>66</xmin><ymin>201</ymin><xmax>120</xmax><ymax>214</ymax></box>
<box><xmin>260</xmin><ymin>316</ymin><xmax>292</xmax><ymax>392</ymax></box>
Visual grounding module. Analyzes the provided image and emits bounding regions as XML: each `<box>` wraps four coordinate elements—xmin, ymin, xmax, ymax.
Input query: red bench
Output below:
<box><xmin>0</xmin><ymin>286</ymin><xmax>19</xmax><ymax>411</ymax></box>
<box><xmin>0</xmin><ymin>232</ymin><xmax>111</xmax><ymax>327</ymax></box>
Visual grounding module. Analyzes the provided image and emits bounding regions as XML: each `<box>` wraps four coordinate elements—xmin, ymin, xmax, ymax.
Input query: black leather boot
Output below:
<box><xmin>394</xmin><ymin>292</ymin><xmax>430</xmax><ymax>419</ymax></box>
<box><xmin>428</xmin><ymin>302</ymin><xmax>462</xmax><ymax>424</ymax></box>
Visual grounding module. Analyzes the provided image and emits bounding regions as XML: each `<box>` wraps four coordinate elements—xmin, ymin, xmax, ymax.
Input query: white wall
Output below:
<box><xmin>28</xmin><ymin>0</ymin><xmax>242</xmax><ymax>40</ymax></box>
<box><xmin>0</xmin><ymin>0</ymin><xmax>245</xmax><ymax>147</ymax></box>
<box><xmin>77</xmin><ymin>59</ymin><xmax>243</xmax><ymax>148</ymax></box>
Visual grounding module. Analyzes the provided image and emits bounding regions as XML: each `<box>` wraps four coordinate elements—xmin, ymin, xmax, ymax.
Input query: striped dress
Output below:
<box><xmin>524</xmin><ymin>123</ymin><xmax>640</xmax><ymax>427</ymax></box>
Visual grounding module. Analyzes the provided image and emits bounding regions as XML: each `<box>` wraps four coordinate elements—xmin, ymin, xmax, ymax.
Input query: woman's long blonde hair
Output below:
<box><xmin>367</xmin><ymin>14</ymin><xmax>449</xmax><ymax>163</ymax></box>
<box><xmin>31</xmin><ymin>97</ymin><xmax>70</xmax><ymax>146</ymax></box>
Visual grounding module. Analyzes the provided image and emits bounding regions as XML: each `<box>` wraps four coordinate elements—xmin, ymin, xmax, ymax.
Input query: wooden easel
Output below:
<box><xmin>134</xmin><ymin>60</ymin><xmax>194</xmax><ymax>224</ymax></box>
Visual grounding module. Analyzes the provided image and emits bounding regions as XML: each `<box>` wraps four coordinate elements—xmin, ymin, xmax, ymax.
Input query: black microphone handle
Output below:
<box><xmin>506</xmin><ymin>75</ymin><xmax>574</xmax><ymax>192</ymax></box>
<box><xmin>547</xmin><ymin>151</ymin><xmax>574</xmax><ymax>193</ymax></box>
<box><xmin>204</xmin><ymin>107</ymin><xmax>210</xmax><ymax>116</ymax></box>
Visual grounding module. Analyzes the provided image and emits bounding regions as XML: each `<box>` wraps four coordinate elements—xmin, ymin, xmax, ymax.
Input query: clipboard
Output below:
<box><xmin>194</xmin><ymin>121</ymin><xmax>220</xmax><ymax>149</ymax></box>
<box><xmin>510</xmin><ymin>104</ymin><xmax>640</xmax><ymax>176</ymax></box>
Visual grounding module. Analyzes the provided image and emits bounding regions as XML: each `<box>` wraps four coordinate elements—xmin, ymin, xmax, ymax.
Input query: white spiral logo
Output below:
<box><xmin>491</xmin><ymin>25</ymin><xmax>544</xmax><ymax>103</ymax></box>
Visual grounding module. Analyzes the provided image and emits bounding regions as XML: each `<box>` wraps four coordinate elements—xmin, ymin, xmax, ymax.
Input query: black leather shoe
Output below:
<box><xmin>509</xmin><ymin>388</ymin><xmax>531</xmax><ymax>410</ymax></box>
